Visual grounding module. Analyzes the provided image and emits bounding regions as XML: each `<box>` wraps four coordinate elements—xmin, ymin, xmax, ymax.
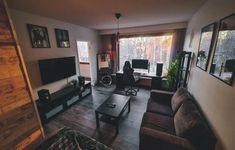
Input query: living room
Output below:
<box><xmin>0</xmin><ymin>0</ymin><xmax>235</xmax><ymax>150</ymax></box>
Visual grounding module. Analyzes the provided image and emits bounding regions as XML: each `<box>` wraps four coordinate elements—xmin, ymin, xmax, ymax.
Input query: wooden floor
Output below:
<box><xmin>43</xmin><ymin>85</ymin><xmax>150</xmax><ymax>150</ymax></box>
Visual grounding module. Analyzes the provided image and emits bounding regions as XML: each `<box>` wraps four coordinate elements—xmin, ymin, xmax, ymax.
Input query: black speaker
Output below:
<box><xmin>71</xmin><ymin>80</ymin><xmax>78</xmax><ymax>88</ymax></box>
<box><xmin>156</xmin><ymin>63</ymin><xmax>163</xmax><ymax>76</ymax></box>
<box><xmin>38</xmin><ymin>89</ymin><xmax>51</xmax><ymax>102</ymax></box>
<box><xmin>210</xmin><ymin>64</ymin><xmax>216</xmax><ymax>74</ymax></box>
<box><xmin>78</xmin><ymin>76</ymin><xmax>85</xmax><ymax>86</ymax></box>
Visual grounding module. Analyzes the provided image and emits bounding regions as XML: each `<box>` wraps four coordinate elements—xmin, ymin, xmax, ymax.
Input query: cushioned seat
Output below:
<box><xmin>147</xmin><ymin>98</ymin><xmax>174</xmax><ymax>117</ymax></box>
<box><xmin>171</xmin><ymin>88</ymin><xmax>193</xmax><ymax>114</ymax></box>
<box><xmin>142</xmin><ymin>112</ymin><xmax>175</xmax><ymax>135</ymax></box>
<box><xmin>146</xmin><ymin>88</ymin><xmax>193</xmax><ymax>117</ymax></box>
<box><xmin>140</xmin><ymin>88</ymin><xmax>217</xmax><ymax>150</ymax></box>
<box><xmin>174</xmin><ymin>101</ymin><xmax>214</xmax><ymax>150</ymax></box>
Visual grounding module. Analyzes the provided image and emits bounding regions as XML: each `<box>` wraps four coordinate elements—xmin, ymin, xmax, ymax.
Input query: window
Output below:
<box><xmin>119</xmin><ymin>35</ymin><xmax>173</xmax><ymax>74</ymax></box>
<box><xmin>77</xmin><ymin>41</ymin><xmax>89</xmax><ymax>63</ymax></box>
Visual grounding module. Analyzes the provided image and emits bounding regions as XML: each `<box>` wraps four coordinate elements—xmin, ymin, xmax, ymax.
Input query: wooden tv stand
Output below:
<box><xmin>36</xmin><ymin>81</ymin><xmax>91</xmax><ymax>124</ymax></box>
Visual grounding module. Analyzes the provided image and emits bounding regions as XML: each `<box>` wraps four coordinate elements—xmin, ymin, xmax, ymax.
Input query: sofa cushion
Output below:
<box><xmin>141</xmin><ymin>112</ymin><xmax>175</xmax><ymax>135</ymax></box>
<box><xmin>150</xmin><ymin>90</ymin><xmax>174</xmax><ymax>105</ymax></box>
<box><xmin>139</xmin><ymin>127</ymin><xmax>196</xmax><ymax>150</ymax></box>
<box><xmin>174</xmin><ymin>101</ymin><xmax>208</xmax><ymax>146</ymax></box>
<box><xmin>171</xmin><ymin>88</ymin><xmax>193</xmax><ymax>114</ymax></box>
<box><xmin>147</xmin><ymin>98</ymin><xmax>174</xmax><ymax>117</ymax></box>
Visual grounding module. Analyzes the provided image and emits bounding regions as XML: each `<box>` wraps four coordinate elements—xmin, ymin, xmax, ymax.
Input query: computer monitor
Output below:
<box><xmin>132</xmin><ymin>59</ymin><xmax>149</xmax><ymax>69</ymax></box>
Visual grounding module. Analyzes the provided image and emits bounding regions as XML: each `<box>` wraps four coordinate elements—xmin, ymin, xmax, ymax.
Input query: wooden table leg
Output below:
<box><xmin>128</xmin><ymin>99</ymin><xmax>131</xmax><ymax>113</ymax></box>
<box><xmin>95</xmin><ymin>112</ymin><xmax>100</xmax><ymax>128</ymax></box>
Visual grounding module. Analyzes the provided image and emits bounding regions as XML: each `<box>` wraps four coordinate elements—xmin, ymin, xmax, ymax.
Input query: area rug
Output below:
<box><xmin>37</xmin><ymin>127</ymin><xmax>112</xmax><ymax>150</ymax></box>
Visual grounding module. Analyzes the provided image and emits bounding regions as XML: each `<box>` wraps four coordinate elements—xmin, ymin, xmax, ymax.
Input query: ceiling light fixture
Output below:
<box><xmin>115</xmin><ymin>13</ymin><xmax>121</xmax><ymax>71</ymax></box>
<box><xmin>115</xmin><ymin>13</ymin><xmax>121</xmax><ymax>38</ymax></box>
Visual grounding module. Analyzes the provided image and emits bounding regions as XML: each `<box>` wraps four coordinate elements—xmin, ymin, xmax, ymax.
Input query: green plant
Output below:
<box><xmin>166</xmin><ymin>56</ymin><xmax>179</xmax><ymax>90</ymax></box>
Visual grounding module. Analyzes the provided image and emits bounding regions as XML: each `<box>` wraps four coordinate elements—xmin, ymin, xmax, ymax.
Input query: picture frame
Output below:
<box><xmin>27</xmin><ymin>24</ymin><xmax>50</xmax><ymax>48</ymax></box>
<box><xmin>196</xmin><ymin>23</ymin><xmax>216</xmax><ymax>71</ymax></box>
<box><xmin>55</xmin><ymin>28</ymin><xmax>70</xmax><ymax>48</ymax></box>
<box><xmin>210</xmin><ymin>13</ymin><xmax>235</xmax><ymax>85</ymax></box>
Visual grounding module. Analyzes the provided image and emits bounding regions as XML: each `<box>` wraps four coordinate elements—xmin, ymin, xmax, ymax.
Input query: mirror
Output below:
<box><xmin>196</xmin><ymin>23</ymin><xmax>216</xmax><ymax>71</ymax></box>
<box><xmin>210</xmin><ymin>13</ymin><xmax>235</xmax><ymax>85</ymax></box>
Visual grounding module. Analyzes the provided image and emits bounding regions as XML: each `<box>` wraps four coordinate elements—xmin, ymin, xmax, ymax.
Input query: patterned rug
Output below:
<box><xmin>38</xmin><ymin>127</ymin><xmax>112</xmax><ymax>150</ymax></box>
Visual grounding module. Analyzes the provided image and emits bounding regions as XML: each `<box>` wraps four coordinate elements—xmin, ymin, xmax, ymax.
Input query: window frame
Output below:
<box><xmin>76</xmin><ymin>41</ymin><xmax>90</xmax><ymax>64</ymax></box>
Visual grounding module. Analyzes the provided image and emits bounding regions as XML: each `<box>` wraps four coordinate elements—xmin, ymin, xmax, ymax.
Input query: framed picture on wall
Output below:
<box><xmin>27</xmin><ymin>24</ymin><xmax>50</xmax><ymax>48</ymax></box>
<box><xmin>196</xmin><ymin>23</ymin><xmax>216</xmax><ymax>71</ymax></box>
<box><xmin>55</xmin><ymin>28</ymin><xmax>70</xmax><ymax>48</ymax></box>
<box><xmin>210</xmin><ymin>13</ymin><xmax>235</xmax><ymax>85</ymax></box>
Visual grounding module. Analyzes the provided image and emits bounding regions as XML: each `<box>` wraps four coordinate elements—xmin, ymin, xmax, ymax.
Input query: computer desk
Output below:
<box><xmin>114</xmin><ymin>70</ymin><xmax>162</xmax><ymax>89</ymax></box>
<box><xmin>116</xmin><ymin>70</ymin><xmax>159</xmax><ymax>77</ymax></box>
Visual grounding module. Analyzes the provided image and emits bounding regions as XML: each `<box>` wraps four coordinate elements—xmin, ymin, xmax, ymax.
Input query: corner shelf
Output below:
<box><xmin>176</xmin><ymin>51</ymin><xmax>192</xmax><ymax>89</ymax></box>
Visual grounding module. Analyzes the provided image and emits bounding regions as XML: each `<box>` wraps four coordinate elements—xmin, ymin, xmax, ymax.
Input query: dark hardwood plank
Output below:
<box><xmin>44</xmin><ymin>85</ymin><xmax>150</xmax><ymax>150</ymax></box>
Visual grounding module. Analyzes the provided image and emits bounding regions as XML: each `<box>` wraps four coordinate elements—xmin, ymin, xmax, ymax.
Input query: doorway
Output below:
<box><xmin>76</xmin><ymin>41</ymin><xmax>91</xmax><ymax>81</ymax></box>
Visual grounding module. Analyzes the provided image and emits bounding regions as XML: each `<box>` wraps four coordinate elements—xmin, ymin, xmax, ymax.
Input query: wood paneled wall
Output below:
<box><xmin>0</xmin><ymin>0</ymin><xmax>44</xmax><ymax>149</ymax></box>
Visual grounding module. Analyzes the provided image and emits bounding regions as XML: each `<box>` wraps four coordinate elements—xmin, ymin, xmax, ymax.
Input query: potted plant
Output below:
<box><xmin>162</xmin><ymin>56</ymin><xmax>179</xmax><ymax>91</ymax></box>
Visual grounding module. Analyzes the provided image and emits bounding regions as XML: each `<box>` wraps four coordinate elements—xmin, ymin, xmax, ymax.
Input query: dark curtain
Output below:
<box><xmin>170</xmin><ymin>29</ymin><xmax>186</xmax><ymax>63</ymax></box>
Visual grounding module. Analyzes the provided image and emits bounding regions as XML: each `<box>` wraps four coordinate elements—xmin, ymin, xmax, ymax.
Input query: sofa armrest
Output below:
<box><xmin>150</xmin><ymin>90</ymin><xmax>174</xmax><ymax>104</ymax></box>
<box><xmin>140</xmin><ymin>127</ymin><xmax>196</xmax><ymax>150</ymax></box>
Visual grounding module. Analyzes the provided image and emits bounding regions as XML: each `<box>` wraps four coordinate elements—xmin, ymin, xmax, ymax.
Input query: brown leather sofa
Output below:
<box><xmin>139</xmin><ymin>88</ymin><xmax>216</xmax><ymax>150</ymax></box>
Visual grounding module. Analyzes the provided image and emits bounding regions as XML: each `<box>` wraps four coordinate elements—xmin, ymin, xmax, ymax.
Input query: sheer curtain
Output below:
<box><xmin>119</xmin><ymin>34</ymin><xmax>173</xmax><ymax>75</ymax></box>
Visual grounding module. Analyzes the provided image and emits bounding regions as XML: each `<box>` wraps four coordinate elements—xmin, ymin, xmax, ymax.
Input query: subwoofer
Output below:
<box><xmin>78</xmin><ymin>76</ymin><xmax>85</xmax><ymax>86</ymax></box>
<box><xmin>156</xmin><ymin>63</ymin><xmax>163</xmax><ymax>76</ymax></box>
<box><xmin>38</xmin><ymin>89</ymin><xmax>51</xmax><ymax>102</ymax></box>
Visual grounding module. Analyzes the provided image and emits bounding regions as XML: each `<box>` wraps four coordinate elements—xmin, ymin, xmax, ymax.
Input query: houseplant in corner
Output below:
<box><xmin>163</xmin><ymin>55</ymin><xmax>179</xmax><ymax>91</ymax></box>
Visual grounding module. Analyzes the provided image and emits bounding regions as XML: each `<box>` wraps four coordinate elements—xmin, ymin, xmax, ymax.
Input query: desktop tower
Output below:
<box><xmin>156</xmin><ymin>63</ymin><xmax>163</xmax><ymax>76</ymax></box>
<box><xmin>38</xmin><ymin>89</ymin><xmax>51</xmax><ymax>103</ymax></box>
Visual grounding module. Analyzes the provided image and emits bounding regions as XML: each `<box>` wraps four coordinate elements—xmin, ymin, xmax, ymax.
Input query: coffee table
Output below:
<box><xmin>95</xmin><ymin>94</ymin><xmax>131</xmax><ymax>134</ymax></box>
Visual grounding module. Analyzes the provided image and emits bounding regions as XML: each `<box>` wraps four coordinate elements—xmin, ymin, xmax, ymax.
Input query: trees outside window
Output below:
<box><xmin>119</xmin><ymin>35</ymin><xmax>173</xmax><ymax>74</ymax></box>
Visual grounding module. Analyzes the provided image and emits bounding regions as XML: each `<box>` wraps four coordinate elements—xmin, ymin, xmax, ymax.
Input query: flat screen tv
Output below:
<box><xmin>132</xmin><ymin>59</ymin><xmax>149</xmax><ymax>69</ymax></box>
<box><xmin>39</xmin><ymin>57</ymin><xmax>76</xmax><ymax>85</ymax></box>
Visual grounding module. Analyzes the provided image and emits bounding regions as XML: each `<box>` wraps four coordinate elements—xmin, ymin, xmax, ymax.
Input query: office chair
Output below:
<box><xmin>123</xmin><ymin>71</ymin><xmax>139</xmax><ymax>96</ymax></box>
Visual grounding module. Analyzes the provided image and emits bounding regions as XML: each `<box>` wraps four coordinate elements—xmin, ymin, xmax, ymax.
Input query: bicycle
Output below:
<box><xmin>99</xmin><ymin>67</ymin><xmax>112</xmax><ymax>87</ymax></box>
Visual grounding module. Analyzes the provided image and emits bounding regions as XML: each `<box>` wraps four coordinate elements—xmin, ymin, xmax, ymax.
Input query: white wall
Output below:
<box><xmin>183</xmin><ymin>0</ymin><xmax>235</xmax><ymax>150</ymax></box>
<box><xmin>79</xmin><ymin>64</ymin><xmax>91</xmax><ymax>78</ymax></box>
<box><xmin>9</xmin><ymin>9</ymin><xmax>100</xmax><ymax>100</ymax></box>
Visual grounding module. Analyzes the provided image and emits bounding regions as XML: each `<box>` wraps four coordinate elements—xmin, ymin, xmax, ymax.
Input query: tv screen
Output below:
<box><xmin>132</xmin><ymin>59</ymin><xmax>149</xmax><ymax>69</ymax></box>
<box><xmin>39</xmin><ymin>57</ymin><xmax>76</xmax><ymax>85</ymax></box>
